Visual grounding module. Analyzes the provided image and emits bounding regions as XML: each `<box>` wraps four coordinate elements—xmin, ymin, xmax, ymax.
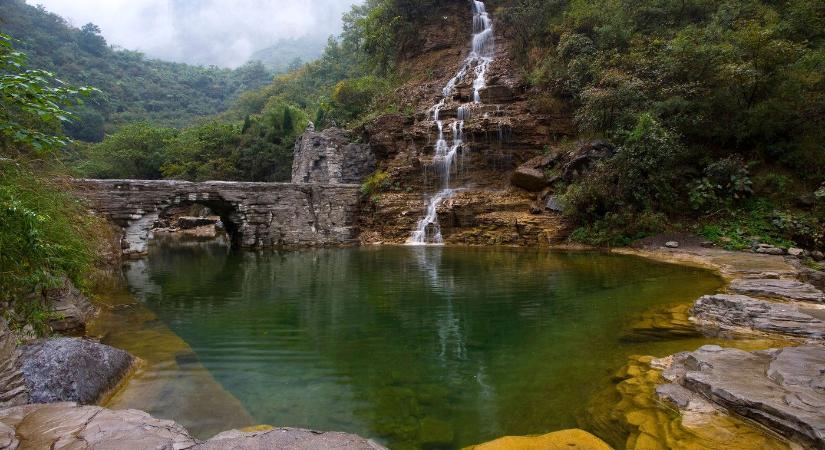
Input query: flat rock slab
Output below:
<box><xmin>661</xmin><ymin>345</ymin><xmax>825</xmax><ymax>448</ymax></box>
<box><xmin>196</xmin><ymin>428</ymin><xmax>386</xmax><ymax>450</ymax></box>
<box><xmin>729</xmin><ymin>278</ymin><xmax>825</xmax><ymax>303</ymax></box>
<box><xmin>692</xmin><ymin>294</ymin><xmax>825</xmax><ymax>339</ymax></box>
<box><xmin>0</xmin><ymin>402</ymin><xmax>196</xmax><ymax>450</ymax></box>
<box><xmin>0</xmin><ymin>403</ymin><xmax>387</xmax><ymax>450</ymax></box>
<box><xmin>21</xmin><ymin>338</ymin><xmax>134</xmax><ymax>404</ymax></box>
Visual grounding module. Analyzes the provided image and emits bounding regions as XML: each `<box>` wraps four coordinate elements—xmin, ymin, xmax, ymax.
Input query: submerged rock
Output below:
<box><xmin>21</xmin><ymin>337</ymin><xmax>134</xmax><ymax>404</ymax></box>
<box><xmin>661</xmin><ymin>345</ymin><xmax>825</xmax><ymax>448</ymax></box>
<box><xmin>691</xmin><ymin>294</ymin><xmax>825</xmax><ymax>339</ymax></box>
<box><xmin>729</xmin><ymin>278</ymin><xmax>825</xmax><ymax>303</ymax></box>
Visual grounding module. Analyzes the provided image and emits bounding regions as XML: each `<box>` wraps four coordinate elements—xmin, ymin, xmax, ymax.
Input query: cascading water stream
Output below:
<box><xmin>407</xmin><ymin>0</ymin><xmax>494</xmax><ymax>245</ymax></box>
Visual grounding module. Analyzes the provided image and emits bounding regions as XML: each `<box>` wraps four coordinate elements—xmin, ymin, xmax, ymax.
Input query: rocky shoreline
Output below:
<box><xmin>612</xmin><ymin>240</ymin><xmax>825</xmax><ymax>449</ymax></box>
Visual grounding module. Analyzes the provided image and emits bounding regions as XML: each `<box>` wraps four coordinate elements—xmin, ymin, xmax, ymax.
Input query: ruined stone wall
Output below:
<box><xmin>291</xmin><ymin>128</ymin><xmax>375</xmax><ymax>184</ymax></box>
<box><xmin>72</xmin><ymin>180</ymin><xmax>360</xmax><ymax>256</ymax></box>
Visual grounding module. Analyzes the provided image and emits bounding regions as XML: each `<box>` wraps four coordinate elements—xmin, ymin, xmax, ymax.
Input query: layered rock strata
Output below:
<box><xmin>658</xmin><ymin>345</ymin><xmax>825</xmax><ymax>449</ymax></box>
<box><xmin>692</xmin><ymin>294</ymin><xmax>825</xmax><ymax>340</ymax></box>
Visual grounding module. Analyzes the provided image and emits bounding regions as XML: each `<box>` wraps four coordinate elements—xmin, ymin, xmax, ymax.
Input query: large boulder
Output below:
<box><xmin>510</xmin><ymin>154</ymin><xmax>555</xmax><ymax>191</ymax></box>
<box><xmin>291</xmin><ymin>127</ymin><xmax>375</xmax><ymax>184</ymax></box>
<box><xmin>21</xmin><ymin>337</ymin><xmax>134</xmax><ymax>404</ymax></box>
<box><xmin>660</xmin><ymin>345</ymin><xmax>825</xmax><ymax>448</ymax></box>
<box><xmin>44</xmin><ymin>278</ymin><xmax>96</xmax><ymax>333</ymax></box>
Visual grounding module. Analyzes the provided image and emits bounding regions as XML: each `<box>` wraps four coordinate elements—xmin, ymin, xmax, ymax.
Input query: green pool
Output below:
<box><xmin>108</xmin><ymin>242</ymin><xmax>723</xmax><ymax>449</ymax></box>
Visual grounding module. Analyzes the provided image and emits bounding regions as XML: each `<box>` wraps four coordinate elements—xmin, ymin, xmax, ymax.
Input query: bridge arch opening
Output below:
<box><xmin>154</xmin><ymin>198</ymin><xmax>243</xmax><ymax>247</ymax></box>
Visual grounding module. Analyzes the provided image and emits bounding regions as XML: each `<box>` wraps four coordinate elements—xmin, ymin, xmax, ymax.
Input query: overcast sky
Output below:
<box><xmin>27</xmin><ymin>0</ymin><xmax>360</xmax><ymax>68</ymax></box>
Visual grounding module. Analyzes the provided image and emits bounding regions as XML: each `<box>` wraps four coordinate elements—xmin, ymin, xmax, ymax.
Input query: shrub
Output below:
<box><xmin>688</xmin><ymin>155</ymin><xmax>753</xmax><ymax>211</ymax></box>
<box><xmin>0</xmin><ymin>163</ymin><xmax>107</xmax><ymax>333</ymax></box>
<box><xmin>360</xmin><ymin>170</ymin><xmax>391</xmax><ymax>199</ymax></box>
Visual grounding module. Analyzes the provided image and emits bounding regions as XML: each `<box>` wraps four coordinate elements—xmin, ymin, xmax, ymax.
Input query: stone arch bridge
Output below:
<box><xmin>72</xmin><ymin>179</ymin><xmax>361</xmax><ymax>256</ymax></box>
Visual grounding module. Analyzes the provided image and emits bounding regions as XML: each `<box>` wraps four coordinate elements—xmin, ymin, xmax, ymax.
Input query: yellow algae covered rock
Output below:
<box><xmin>464</xmin><ymin>429</ymin><xmax>612</xmax><ymax>450</ymax></box>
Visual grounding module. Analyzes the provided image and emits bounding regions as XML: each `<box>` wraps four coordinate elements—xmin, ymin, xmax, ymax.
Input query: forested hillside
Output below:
<box><xmin>0</xmin><ymin>0</ymin><xmax>273</xmax><ymax>141</ymax></box>
<box><xmin>69</xmin><ymin>0</ymin><xmax>825</xmax><ymax>249</ymax></box>
<box><xmin>249</xmin><ymin>37</ymin><xmax>327</xmax><ymax>73</ymax></box>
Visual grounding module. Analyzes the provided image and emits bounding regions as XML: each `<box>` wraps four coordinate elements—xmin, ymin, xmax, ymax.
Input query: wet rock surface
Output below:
<box><xmin>729</xmin><ymin>278</ymin><xmax>825</xmax><ymax>303</ymax></box>
<box><xmin>661</xmin><ymin>345</ymin><xmax>825</xmax><ymax>448</ymax></box>
<box><xmin>0</xmin><ymin>403</ymin><xmax>386</xmax><ymax>450</ymax></box>
<box><xmin>21</xmin><ymin>338</ymin><xmax>134</xmax><ymax>404</ymax></box>
<box><xmin>692</xmin><ymin>294</ymin><xmax>825</xmax><ymax>339</ymax></box>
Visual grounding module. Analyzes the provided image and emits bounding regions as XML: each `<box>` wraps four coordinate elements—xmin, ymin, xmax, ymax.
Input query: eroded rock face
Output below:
<box><xmin>291</xmin><ymin>128</ymin><xmax>374</xmax><ymax>184</ymax></box>
<box><xmin>661</xmin><ymin>345</ymin><xmax>825</xmax><ymax>448</ymax></box>
<box><xmin>691</xmin><ymin>294</ymin><xmax>825</xmax><ymax>339</ymax></box>
<box><xmin>729</xmin><ymin>278</ymin><xmax>825</xmax><ymax>303</ymax></box>
<box><xmin>21</xmin><ymin>338</ymin><xmax>134</xmax><ymax>404</ymax></box>
<box><xmin>44</xmin><ymin>278</ymin><xmax>96</xmax><ymax>333</ymax></box>
<box><xmin>0</xmin><ymin>320</ymin><xmax>29</xmax><ymax>409</ymax></box>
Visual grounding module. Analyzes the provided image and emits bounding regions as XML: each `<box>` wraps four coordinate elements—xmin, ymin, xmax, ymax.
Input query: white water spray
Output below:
<box><xmin>407</xmin><ymin>0</ymin><xmax>494</xmax><ymax>245</ymax></box>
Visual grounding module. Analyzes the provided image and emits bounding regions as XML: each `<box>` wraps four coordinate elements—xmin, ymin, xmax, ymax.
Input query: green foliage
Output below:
<box><xmin>504</xmin><ymin>0</ymin><xmax>825</xmax><ymax>246</ymax></box>
<box><xmin>75</xmin><ymin>123</ymin><xmax>176</xmax><ymax>179</ymax></box>
<box><xmin>0</xmin><ymin>164</ymin><xmax>104</xmax><ymax>333</ymax></box>
<box><xmin>0</xmin><ymin>33</ymin><xmax>96</xmax><ymax>155</ymax></box>
<box><xmin>361</xmin><ymin>170</ymin><xmax>391</xmax><ymax>199</ymax></box>
<box><xmin>697</xmin><ymin>200</ymin><xmax>797</xmax><ymax>250</ymax></box>
<box><xmin>1</xmin><ymin>0</ymin><xmax>273</xmax><ymax>141</ymax></box>
<box><xmin>561</xmin><ymin>114</ymin><xmax>683</xmax><ymax>225</ymax></box>
<box><xmin>688</xmin><ymin>155</ymin><xmax>753</xmax><ymax>210</ymax></box>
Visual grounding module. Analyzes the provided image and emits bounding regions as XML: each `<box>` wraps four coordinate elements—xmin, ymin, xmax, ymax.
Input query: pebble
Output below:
<box><xmin>664</xmin><ymin>241</ymin><xmax>680</xmax><ymax>249</ymax></box>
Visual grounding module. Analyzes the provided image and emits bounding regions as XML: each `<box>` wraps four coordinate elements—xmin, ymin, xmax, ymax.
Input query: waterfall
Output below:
<box><xmin>407</xmin><ymin>0</ymin><xmax>494</xmax><ymax>245</ymax></box>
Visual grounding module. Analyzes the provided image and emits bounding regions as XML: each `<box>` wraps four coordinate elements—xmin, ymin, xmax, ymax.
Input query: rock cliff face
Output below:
<box><xmin>0</xmin><ymin>320</ymin><xmax>28</xmax><ymax>409</ymax></box>
<box><xmin>353</xmin><ymin>0</ymin><xmax>574</xmax><ymax>245</ymax></box>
